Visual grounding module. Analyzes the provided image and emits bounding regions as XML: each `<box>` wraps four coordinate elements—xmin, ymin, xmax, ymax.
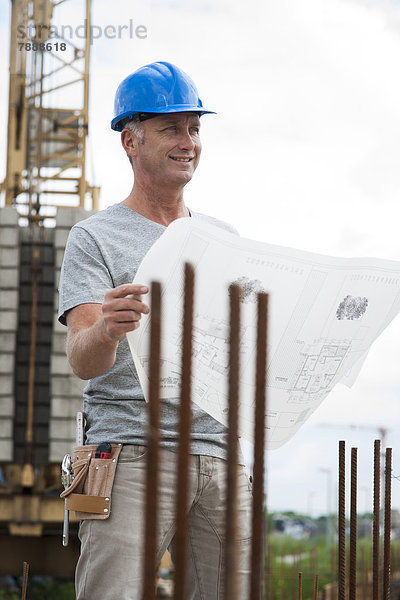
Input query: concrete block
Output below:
<box><xmin>51</xmin><ymin>396</ymin><xmax>83</xmax><ymax>418</ymax></box>
<box><xmin>49</xmin><ymin>417</ymin><xmax>76</xmax><ymax>440</ymax></box>
<box><xmin>19</xmin><ymin>225</ymin><xmax>53</xmax><ymax>245</ymax></box>
<box><xmin>0</xmin><ymin>396</ymin><xmax>14</xmax><ymax>417</ymax></box>
<box><xmin>0</xmin><ymin>227</ymin><xmax>19</xmax><ymax>247</ymax></box>
<box><xmin>55</xmin><ymin>208</ymin><xmax>96</xmax><ymax>229</ymax></box>
<box><xmin>51</xmin><ymin>374</ymin><xmax>85</xmax><ymax>396</ymax></box>
<box><xmin>53</xmin><ymin>312</ymin><xmax>66</xmax><ymax>333</ymax></box>
<box><xmin>19</xmin><ymin>303</ymin><xmax>54</xmax><ymax>324</ymax></box>
<box><xmin>0</xmin><ymin>290</ymin><xmax>19</xmax><ymax>310</ymax></box>
<box><xmin>54</xmin><ymin>228</ymin><xmax>70</xmax><ymax>249</ymax></box>
<box><xmin>51</xmin><ymin>354</ymin><xmax>74</xmax><ymax>376</ymax></box>
<box><xmin>0</xmin><ymin>207</ymin><xmax>19</xmax><ymax>226</ymax></box>
<box><xmin>0</xmin><ymin>439</ymin><xmax>12</xmax><ymax>462</ymax></box>
<box><xmin>0</xmin><ymin>418</ymin><xmax>12</xmax><ymax>437</ymax></box>
<box><xmin>0</xmin><ymin>374</ymin><xmax>13</xmax><ymax>395</ymax></box>
<box><xmin>54</xmin><ymin>269</ymin><xmax>61</xmax><ymax>289</ymax></box>
<box><xmin>56</xmin><ymin>248</ymin><xmax>65</xmax><ymax>270</ymax></box>
<box><xmin>0</xmin><ymin>332</ymin><xmax>16</xmax><ymax>353</ymax></box>
<box><xmin>49</xmin><ymin>440</ymin><xmax>74</xmax><ymax>463</ymax></box>
<box><xmin>0</xmin><ymin>310</ymin><xmax>18</xmax><ymax>331</ymax></box>
<box><xmin>0</xmin><ymin>268</ymin><xmax>19</xmax><ymax>289</ymax></box>
<box><xmin>51</xmin><ymin>332</ymin><xmax>66</xmax><ymax>354</ymax></box>
<box><xmin>0</xmin><ymin>248</ymin><xmax>19</xmax><ymax>268</ymax></box>
<box><xmin>53</xmin><ymin>291</ymin><xmax>61</xmax><ymax>314</ymax></box>
<box><xmin>0</xmin><ymin>353</ymin><xmax>15</xmax><ymax>374</ymax></box>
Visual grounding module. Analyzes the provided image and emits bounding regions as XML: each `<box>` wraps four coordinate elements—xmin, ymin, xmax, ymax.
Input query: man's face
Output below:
<box><xmin>132</xmin><ymin>112</ymin><xmax>202</xmax><ymax>188</ymax></box>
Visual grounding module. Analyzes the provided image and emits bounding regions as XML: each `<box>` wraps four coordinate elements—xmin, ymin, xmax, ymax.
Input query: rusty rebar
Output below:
<box><xmin>174</xmin><ymin>263</ymin><xmax>195</xmax><ymax>600</ymax></box>
<box><xmin>250</xmin><ymin>293</ymin><xmax>268</xmax><ymax>600</ymax></box>
<box><xmin>223</xmin><ymin>284</ymin><xmax>241</xmax><ymax>600</ymax></box>
<box><xmin>382</xmin><ymin>447</ymin><xmax>392</xmax><ymax>600</ymax></box>
<box><xmin>312</xmin><ymin>574</ymin><xmax>319</xmax><ymax>600</ymax></box>
<box><xmin>338</xmin><ymin>440</ymin><xmax>346</xmax><ymax>600</ymax></box>
<box><xmin>141</xmin><ymin>281</ymin><xmax>161</xmax><ymax>600</ymax></box>
<box><xmin>298</xmin><ymin>571</ymin><xmax>302</xmax><ymax>600</ymax></box>
<box><xmin>21</xmin><ymin>561</ymin><xmax>29</xmax><ymax>600</ymax></box>
<box><xmin>349</xmin><ymin>447</ymin><xmax>357</xmax><ymax>600</ymax></box>
<box><xmin>373</xmin><ymin>439</ymin><xmax>380</xmax><ymax>600</ymax></box>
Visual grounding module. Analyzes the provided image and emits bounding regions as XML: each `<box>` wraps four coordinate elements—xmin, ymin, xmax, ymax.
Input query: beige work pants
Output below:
<box><xmin>75</xmin><ymin>444</ymin><xmax>253</xmax><ymax>599</ymax></box>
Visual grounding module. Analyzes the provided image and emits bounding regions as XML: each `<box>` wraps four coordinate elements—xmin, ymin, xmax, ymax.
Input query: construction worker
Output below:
<box><xmin>58</xmin><ymin>61</ymin><xmax>253</xmax><ymax>599</ymax></box>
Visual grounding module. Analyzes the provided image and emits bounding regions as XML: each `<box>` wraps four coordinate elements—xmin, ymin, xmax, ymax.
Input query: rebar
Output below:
<box><xmin>373</xmin><ymin>439</ymin><xmax>380</xmax><ymax>600</ymax></box>
<box><xmin>349</xmin><ymin>447</ymin><xmax>357</xmax><ymax>600</ymax></box>
<box><xmin>312</xmin><ymin>574</ymin><xmax>319</xmax><ymax>600</ymax></box>
<box><xmin>141</xmin><ymin>281</ymin><xmax>161</xmax><ymax>600</ymax></box>
<box><xmin>250</xmin><ymin>293</ymin><xmax>269</xmax><ymax>600</ymax></box>
<box><xmin>338</xmin><ymin>440</ymin><xmax>346</xmax><ymax>600</ymax></box>
<box><xmin>174</xmin><ymin>263</ymin><xmax>195</xmax><ymax>600</ymax></box>
<box><xmin>223</xmin><ymin>284</ymin><xmax>241</xmax><ymax>600</ymax></box>
<box><xmin>383</xmin><ymin>447</ymin><xmax>392</xmax><ymax>600</ymax></box>
<box><xmin>21</xmin><ymin>561</ymin><xmax>29</xmax><ymax>600</ymax></box>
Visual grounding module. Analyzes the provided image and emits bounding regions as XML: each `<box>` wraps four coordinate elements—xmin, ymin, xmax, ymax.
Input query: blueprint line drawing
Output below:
<box><xmin>127</xmin><ymin>218</ymin><xmax>400</xmax><ymax>449</ymax></box>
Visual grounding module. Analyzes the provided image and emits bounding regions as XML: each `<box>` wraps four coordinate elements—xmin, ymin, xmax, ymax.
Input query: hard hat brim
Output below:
<box><xmin>111</xmin><ymin>106</ymin><xmax>216</xmax><ymax>132</ymax></box>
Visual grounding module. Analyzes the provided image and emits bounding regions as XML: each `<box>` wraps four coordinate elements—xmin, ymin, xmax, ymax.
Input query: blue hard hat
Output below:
<box><xmin>111</xmin><ymin>61</ymin><xmax>215</xmax><ymax>131</ymax></box>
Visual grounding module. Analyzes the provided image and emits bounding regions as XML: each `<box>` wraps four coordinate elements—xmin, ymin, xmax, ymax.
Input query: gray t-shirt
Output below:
<box><xmin>58</xmin><ymin>203</ymin><xmax>238</xmax><ymax>459</ymax></box>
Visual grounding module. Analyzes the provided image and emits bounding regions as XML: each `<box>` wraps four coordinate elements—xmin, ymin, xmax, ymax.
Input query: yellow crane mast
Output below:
<box><xmin>0</xmin><ymin>0</ymin><xmax>99</xmax><ymax>577</ymax></box>
<box><xmin>2</xmin><ymin>0</ymin><xmax>99</xmax><ymax>218</ymax></box>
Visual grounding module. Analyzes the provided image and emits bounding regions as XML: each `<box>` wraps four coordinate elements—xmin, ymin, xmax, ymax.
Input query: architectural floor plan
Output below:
<box><xmin>127</xmin><ymin>218</ymin><xmax>400</xmax><ymax>449</ymax></box>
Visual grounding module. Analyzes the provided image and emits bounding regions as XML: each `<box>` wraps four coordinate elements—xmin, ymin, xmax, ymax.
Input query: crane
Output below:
<box><xmin>0</xmin><ymin>0</ymin><xmax>99</xmax><ymax>577</ymax></box>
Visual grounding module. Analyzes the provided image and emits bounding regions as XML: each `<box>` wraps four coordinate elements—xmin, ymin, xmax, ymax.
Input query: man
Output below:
<box><xmin>59</xmin><ymin>61</ymin><xmax>253</xmax><ymax>600</ymax></box>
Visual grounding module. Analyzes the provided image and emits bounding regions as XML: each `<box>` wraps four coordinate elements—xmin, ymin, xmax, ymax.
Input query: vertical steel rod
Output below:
<box><xmin>349</xmin><ymin>447</ymin><xmax>357</xmax><ymax>600</ymax></box>
<box><xmin>21</xmin><ymin>561</ymin><xmax>29</xmax><ymax>600</ymax></box>
<box><xmin>174</xmin><ymin>263</ymin><xmax>195</xmax><ymax>600</ymax></box>
<box><xmin>250</xmin><ymin>293</ymin><xmax>268</xmax><ymax>600</ymax></box>
<box><xmin>373</xmin><ymin>439</ymin><xmax>380</xmax><ymax>600</ymax></box>
<box><xmin>338</xmin><ymin>440</ymin><xmax>346</xmax><ymax>600</ymax></box>
<box><xmin>313</xmin><ymin>574</ymin><xmax>319</xmax><ymax>600</ymax></box>
<box><xmin>141</xmin><ymin>281</ymin><xmax>161</xmax><ymax>600</ymax></box>
<box><xmin>224</xmin><ymin>284</ymin><xmax>241</xmax><ymax>600</ymax></box>
<box><xmin>297</xmin><ymin>572</ymin><xmax>302</xmax><ymax>600</ymax></box>
<box><xmin>382</xmin><ymin>447</ymin><xmax>392</xmax><ymax>600</ymax></box>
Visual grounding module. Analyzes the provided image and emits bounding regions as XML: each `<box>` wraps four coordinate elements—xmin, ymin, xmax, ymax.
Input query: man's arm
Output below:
<box><xmin>66</xmin><ymin>283</ymin><xmax>149</xmax><ymax>380</ymax></box>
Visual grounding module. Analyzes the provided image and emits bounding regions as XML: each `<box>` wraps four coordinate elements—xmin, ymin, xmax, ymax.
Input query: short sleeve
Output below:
<box><xmin>58</xmin><ymin>225</ymin><xmax>113</xmax><ymax>326</ymax></box>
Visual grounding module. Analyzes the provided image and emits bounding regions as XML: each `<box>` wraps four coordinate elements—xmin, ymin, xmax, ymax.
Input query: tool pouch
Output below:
<box><xmin>60</xmin><ymin>443</ymin><xmax>123</xmax><ymax>520</ymax></box>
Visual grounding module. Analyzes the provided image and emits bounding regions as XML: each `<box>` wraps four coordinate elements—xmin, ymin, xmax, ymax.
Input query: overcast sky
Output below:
<box><xmin>1</xmin><ymin>0</ymin><xmax>400</xmax><ymax>516</ymax></box>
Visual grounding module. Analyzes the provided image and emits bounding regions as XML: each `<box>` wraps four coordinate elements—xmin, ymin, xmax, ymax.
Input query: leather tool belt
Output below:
<box><xmin>60</xmin><ymin>443</ymin><xmax>123</xmax><ymax>520</ymax></box>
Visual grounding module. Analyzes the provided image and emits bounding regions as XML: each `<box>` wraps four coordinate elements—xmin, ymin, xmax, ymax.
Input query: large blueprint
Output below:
<box><xmin>127</xmin><ymin>218</ymin><xmax>400</xmax><ymax>449</ymax></box>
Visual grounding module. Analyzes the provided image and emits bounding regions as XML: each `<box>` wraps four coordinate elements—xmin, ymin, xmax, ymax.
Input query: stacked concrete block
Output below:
<box><xmin>49</xmin><ymin>208</ymin><xmax>96</xmax><ymax>462</ymax></box>
<box><xmin>0</xmin><ymin>207</ymin><xmax>20</xmax><ymax>462</ymax></box>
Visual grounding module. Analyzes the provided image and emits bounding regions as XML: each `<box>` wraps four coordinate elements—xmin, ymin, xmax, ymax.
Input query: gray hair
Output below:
<box><xmin>123</xmin><ymin>118</ymin><xmax>145</xmax><ymax>165</ymax></box>
<box><xmin>123</xmin><ymin>118</ymin><xmax>145</xmax><ymax>143</ymax></box>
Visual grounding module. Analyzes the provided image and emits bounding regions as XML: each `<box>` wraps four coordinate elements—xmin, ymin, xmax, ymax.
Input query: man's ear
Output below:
<box><xmin>121</xmin><ymin>129</ymin><xmax>138</xmax><ymax>162</ymax></box>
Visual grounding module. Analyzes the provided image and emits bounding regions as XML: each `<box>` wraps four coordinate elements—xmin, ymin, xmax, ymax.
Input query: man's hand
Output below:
<box><xmin>101</xmin><ymin>284</ymin><xmax>149</xmax><ymax>342</ymax></box>
<box><xmin>65</xmin><ymin>283</ymin><xmax>149</xmax><ymax>380</ymax></box>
